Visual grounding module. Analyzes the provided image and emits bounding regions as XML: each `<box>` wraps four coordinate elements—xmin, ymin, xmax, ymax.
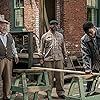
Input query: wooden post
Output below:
<box><xmin>28</xmin><ymin>32</ymin><xmax>33</xmax><ymax>68</ymax></box>
<box><xmin>39</xmin><ymin>0</ymin><xmax>49</xmax><ymax>39</ymax></box>
<box><xmin>39</xmin><ymin>0</ymin><xmax>45</xmax><ymax>38</ymax></box>
<box><xmin>44</xmin><ymin>2</ymin><xmax>49</xmax><ymax>31</ymax></box>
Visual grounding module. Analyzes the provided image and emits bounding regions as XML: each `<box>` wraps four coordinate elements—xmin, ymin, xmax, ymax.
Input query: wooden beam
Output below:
<box><xmin>39</xmin><ymin>0</ymin><xmax>45</xmax><ymax>38</ymax></box>
<box><xmin>44</xmin><ymin>2</ymin><xmax>49</xmax><ymax>31</ymax></box>
<box><xmin>28</xmin><ymin>32</ymin><xmax>33</xmax><ymax>68</ymax></box>
<box><xmin>13</xmin><ymin>67</ymin><xmax>100</xmax><ymax>76</ymax></box>
<box><xmin>32</xmin><ymin>67</ymin><xmax>100</xmax><ymax>76</ymax></box>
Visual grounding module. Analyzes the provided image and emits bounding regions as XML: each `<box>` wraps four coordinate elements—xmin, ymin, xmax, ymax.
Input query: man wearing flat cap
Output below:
<box><xmin>0</xmin><ymin>19</ymin><xmax>19</xmax><ymax>100</ymax></box>
<box><xmin>49</xmin><ymin>20</ymin><xmax>58</xmax><ymax>25</ymax></box>
<box><xmin>40</xmin><ymin>20</ymin><xmax>68</xmax><ymax>99</ymax></box>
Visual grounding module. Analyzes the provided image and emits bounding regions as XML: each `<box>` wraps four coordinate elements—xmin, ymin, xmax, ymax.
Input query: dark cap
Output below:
<box><xmin>49</xmin><ymin>20</ymin><xmax>58</xmax><ymax>25</ymax></box>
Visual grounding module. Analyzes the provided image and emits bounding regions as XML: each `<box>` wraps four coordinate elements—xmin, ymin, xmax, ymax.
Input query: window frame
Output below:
<box><xmin>10</xmin><ymin>0</ymin><xmax>24</xmax><ymax>32</ymax></box>
<box><xmin>14</xmin><ymin>0</ymin><xmax>24</xmax><ymax>27</ymax></box>
<box><xmin>87</xmin><ymin>0</ymin><xmax>98</xmax><ymax>26</ymax></box>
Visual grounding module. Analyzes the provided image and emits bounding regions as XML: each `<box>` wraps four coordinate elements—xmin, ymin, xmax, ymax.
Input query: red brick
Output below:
<box><xmin>61</xmin><ymin>0</ymin><xmax>87</xmax><ymax>55</ymax></box>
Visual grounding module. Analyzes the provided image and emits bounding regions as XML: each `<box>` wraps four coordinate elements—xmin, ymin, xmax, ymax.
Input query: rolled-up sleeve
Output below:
<box><xmin>39</xmin><ymin>35</ymin><xmax>45</xmax><ymax>58</ymax></box>
<box><xmin>62</xmin><ymin>40</ymin><xmax>68</xmax><ymax>59</ymax></box>
<box><xmin>12</xmin><ymin>39</ymin><xmax>18</xmax><ymax>58</ymax></box>
<box><xmin>81</xmin><ymin>39</ymin><xmax>92</xmax><ymax>71</ymax></box>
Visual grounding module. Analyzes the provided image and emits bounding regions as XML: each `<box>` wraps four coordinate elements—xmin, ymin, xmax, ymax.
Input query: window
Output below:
<box><xmin>14</xmin><ymin>0</ymin><xmax>24</xmax><ymax>27</ymax></box>
<box><xmin>87</xmin><ymin>0</ymin><xmax>98</xmax><ymax>25</ymax></box>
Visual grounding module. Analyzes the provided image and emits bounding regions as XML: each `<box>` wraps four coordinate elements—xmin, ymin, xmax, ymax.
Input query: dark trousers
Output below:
<box><xmin>86</xmin><ymin>69</ymin><xmax>99</xmax><ymax>92</ymax></box>
<box><xmin>86</xmin><ymin>81</ymin><xmax>93</xmax><ymax>92</ymax></box>
<box><xmin>44</xmin><ymin>60</ymin><xmax>65</xmax><ymax>96</ymax></box>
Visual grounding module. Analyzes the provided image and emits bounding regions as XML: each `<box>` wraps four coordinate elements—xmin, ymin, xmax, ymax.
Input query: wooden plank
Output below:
<box><xmin>39</xmin><ymin>0</ymin><xmax>45</xmax><ymax>38</ymax></box>
<box><xmin>18</xmin><ymin>53</ymin><xmax>40</xmax><ymax>58</ymax></box>
<box><xmin>11</xmin><ymin>86</ymin><xmax>23</xmax><ymax>93</ymax></box>
<box><xmin>44</xmin><ymin>3</ymin><xmax>49</xmax><ymax>30</ymax></box>
<box><xmin>27</xmin><ymin>86</ymin><xmax>51</xmax><ymax>92</ymax></box>
<box><xmin>32</xmin><ymin>67</ymin><xmax>99</xmax><ymax>76</ymax></box>
<box><xmin>64</xmin><ymin>74</ymin><xmax>94</xmax><ymax>80</ymax></box>
<box><xmin>13</xmin><ymin>67</ymin><xmax>100</xmax><ymax>76</ymax></box>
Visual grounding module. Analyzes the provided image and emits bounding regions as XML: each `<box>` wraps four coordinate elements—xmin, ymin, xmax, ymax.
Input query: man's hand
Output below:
<box><xmin>14</xmin><ymin>57</ymin><xmax>19</xmax><ymax>64</ymax></box>
<box><xmin>85</xmin><ymin>70</ymin><xmax>93</xmax><ymax>79</ymax></box>
<box><xmin>64</xmin><ymin>58</ymin><xmax>68</xmax><ymax>67</ymax></box>
<box><xmin>85</xmin><ymin>70</ymin><xmax>92</xmax><ymax>74</ymax></box>
<box><xmin>40</xmin><ymin>59</ymin><xmax>44</xmax><ymax>65</ymax></box>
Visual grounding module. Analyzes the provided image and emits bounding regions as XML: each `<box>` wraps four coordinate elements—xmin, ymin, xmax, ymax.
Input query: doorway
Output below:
<box><xmin>45</xmin><ymin>0</ymin><xmax>55</xmax><ymax>22</ymax></box>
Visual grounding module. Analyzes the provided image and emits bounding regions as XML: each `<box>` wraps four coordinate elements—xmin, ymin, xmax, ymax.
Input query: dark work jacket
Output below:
<box><xmin>81</xmin><ymin>28</ymin><xmax>100</xmax><ymax>71</ymax></box>
<box><xmin>0</xmin><ymin>33</ymin><xmax>13</xmax><ymax>60</ymax></box>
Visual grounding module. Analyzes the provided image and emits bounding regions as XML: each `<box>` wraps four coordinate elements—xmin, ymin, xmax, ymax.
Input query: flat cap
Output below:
<box><xmin>49</xmin><ymin>20</ymin><xmax>58</xmax><ymax>25</ymax></box>
<box><xmin>0</xmin><ymin>19</ymin><xmax>9</xmax><ymax>24</ymax></box>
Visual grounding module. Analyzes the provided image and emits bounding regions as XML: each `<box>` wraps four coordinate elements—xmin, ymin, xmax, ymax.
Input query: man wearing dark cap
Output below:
<box><xmin>0</xmin><ymin>19</ymin><xmax>19</xmax><ymax>100</ymax></box>
<box><xmin>81</xmin><ymin>21</ymin><xmax>100</xmax><ymax>92</ymax></box>
<box><xmin>40</xmin><ymin>20</ymin><xmax>68</xmax><ymax>99</ymax></box>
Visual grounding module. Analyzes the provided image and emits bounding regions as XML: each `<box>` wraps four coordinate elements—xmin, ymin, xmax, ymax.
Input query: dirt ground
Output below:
<box><xmin>0</xmin><ymin>79</ymin><xmax>70</xmax><ymax>100</ymax></box>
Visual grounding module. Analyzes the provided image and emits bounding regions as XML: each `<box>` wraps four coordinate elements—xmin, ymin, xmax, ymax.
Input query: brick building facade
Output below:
<box><xmin>62</xmin><ymin>0</ymin><xmax>87</xmax><ymax>55</ymax></box>
<box><xmin>0</xmin><ymin>0</ymin><xmax>93</xmax><ymax>56</ymax></box>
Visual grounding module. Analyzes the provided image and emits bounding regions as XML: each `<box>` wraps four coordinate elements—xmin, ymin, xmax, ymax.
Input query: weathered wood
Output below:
<box><xmin>32</xmin><ymin>67</ymin><xmax>100</xmax><ymax>76</ymax></box>
<box><xmin>13</xmin><ymin>67</ymin><xmax>100</xmax><ymax>76</ymax></box>
<box><xmin>28</xmin><ymin>32</ymin><xmax>33</xmax><ymax>68</ymax></box>
<box><xmin>44</xmin><ymin>2</ymin><xmax>49</xmax><ymax>30</ymax></box>
<box><xmin>27</xmin><ymin>85</ymin><xmax>51</xmax><ymax>92</ymax></box>
<box><xmin>64</xmin><ymin>74</ymin><xmax>94</xmax><ymax>80</ymax></box>
<box><xmin>39</xmin><ymin>0</ymin><xmax>45</xmax><ymax>38</ymax></box>
<box><xmin>11</xmin><ymin>71</ymin><xmax>52</xmax><ymax>100</ymax></box>
<box><xmin>11</xmin><ymin>85</ymin><xmax>51</xmax><ymax>93</ymax></box>
<box><xmin>18</xmin><ymin>53</ymin><xmax>40</xmax><ymax>58</ymax></box>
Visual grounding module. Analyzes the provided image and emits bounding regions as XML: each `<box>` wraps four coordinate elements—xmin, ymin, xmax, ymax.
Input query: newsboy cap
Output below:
<box><xmin>49</xmin><ymin>20</ymin><xmax>58</xmax><ymax>25</ymax></box>
<box><xmin>0</xmin><ymin>19</ymin><xmax>9</xmax><ymax>24</ymax></box>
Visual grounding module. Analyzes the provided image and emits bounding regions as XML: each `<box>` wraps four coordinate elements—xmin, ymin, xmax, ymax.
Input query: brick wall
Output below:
<box><xmin>0</xmin><ymin>0</ymin><xmax>10</xmax><ymax>21</ymax></box>
<box><xmin>61</xmin><ymin>0</ymin><xmax>87</xmax><ymax>56</ymax></box>
<box><xmin>56</xmin><ymin>0</ymin><xmax>61</xmax><ymax>29</ymax></box>
<box><xmin>24</xmin><ymin>0</ymin><xmax>36</xmax><ymax>32</ymax></box>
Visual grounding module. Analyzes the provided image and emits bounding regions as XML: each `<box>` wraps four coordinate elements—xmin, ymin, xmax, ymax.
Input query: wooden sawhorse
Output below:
<box><xmin>66</xmin><ymin>74</ymin><xmax>100</xmax><ymax>100</ymax></box>
<box><xmin>10</xmin><ymin>69</ymin><xmax>52</xmax><ymax>100</ymax></box>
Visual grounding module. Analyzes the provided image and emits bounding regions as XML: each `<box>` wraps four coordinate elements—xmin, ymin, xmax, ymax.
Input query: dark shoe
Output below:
<box><xmin>58</xmin><ymin>95</ymin><xmax>66</xmax><ymax>99</ymax></box>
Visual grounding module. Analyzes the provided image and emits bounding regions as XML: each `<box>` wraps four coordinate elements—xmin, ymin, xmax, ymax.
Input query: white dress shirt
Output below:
<box><xmin>0</xmin><ymin>32</ymin><xmax>18</xmax><ymax>58</ymax></box>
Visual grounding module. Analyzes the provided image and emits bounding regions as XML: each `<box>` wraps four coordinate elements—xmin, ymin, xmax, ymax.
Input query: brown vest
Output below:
<box><xmin>0</xmin><ymin>33</ymin><xmax>13</xmax><ymax>60</ymax></box>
